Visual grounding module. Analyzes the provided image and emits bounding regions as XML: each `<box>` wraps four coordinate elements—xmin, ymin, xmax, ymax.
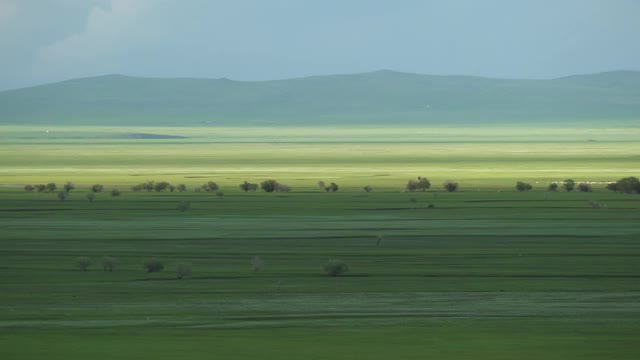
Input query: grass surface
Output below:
<box><xmin>1</xmin><ymin>125</ymin><xmax>639</xmax><ymax>359</ymax></box>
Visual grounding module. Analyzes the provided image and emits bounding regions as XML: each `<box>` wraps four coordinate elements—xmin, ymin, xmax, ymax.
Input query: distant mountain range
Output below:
<box><xmin>0</xmin><ymin>70</ymin><xmax>638</xmax><ymax>126</ymax></box>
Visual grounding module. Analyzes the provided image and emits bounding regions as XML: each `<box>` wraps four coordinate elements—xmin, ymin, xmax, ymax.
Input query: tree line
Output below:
<box><xmin>73</xmin><ymin>255</ymin><xmax>349</xmax><ymax>279</ymax></box>
<box><xmin>23</xmin><ymin>176</ymin><xmax>640</xmax><ymax>197</ymax></box>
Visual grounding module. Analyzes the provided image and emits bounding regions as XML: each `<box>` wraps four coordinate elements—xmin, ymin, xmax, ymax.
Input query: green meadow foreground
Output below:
<box><xmin>1</xmin><ymin>125</ymin><xmax>639</xmax><ymax>359</ymax></box>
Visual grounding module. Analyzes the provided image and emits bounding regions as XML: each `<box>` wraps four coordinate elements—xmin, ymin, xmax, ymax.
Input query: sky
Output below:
<box><xmin>0</xmin><ymin>0</ymin><xmax>639</xmax><ymax>90</ymax></box>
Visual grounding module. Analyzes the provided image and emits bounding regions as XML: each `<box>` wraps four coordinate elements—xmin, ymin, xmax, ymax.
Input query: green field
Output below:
<box><xmin>1</xmin><ymin>125</ymin><xmax>639</xmax><ymax>359</ymax></box>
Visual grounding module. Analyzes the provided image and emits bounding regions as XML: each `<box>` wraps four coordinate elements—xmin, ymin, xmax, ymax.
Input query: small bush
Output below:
<box><xmin>46</xmin><ymin>182</ymin><xmax>57</xmax><ymax>193</ymax></box>
<box><xmin>86</xmin><ymin>192</ymin><xmax>96</xmax><ymax>202</ymax></box>
<box><xmin>588</xmin><ymin>200</ymin><xmax>607</xmax><ymax>209</ymax></box>
<box><xmin>239</xmin><ymin>181</ymin><xmax>258</xmax><ymax>192</ymax></box>
<box><xmin>216</xmin><ymin>191</ymin><xmax>225</xmax><ymax>198</ymax></box>
<box><xmin>24</xmin><ymin>184</ymin><xmax>35</xmax><ymax>192</ymax></box>
<box><xmin>443</xmin><ymin>181</ymin><xmax>459</xmax><ymax>192</ymax></box>
<box><xmin>323</xmin><ymin>259</ymin><xmax>349</xmax><ymax>277</ymax></box>
<box><xmin>111</xmin><ymin>189</ymin><xmax>121</xmax><ymax>197</ymax></box>
<box><xmin>177</xmin><ymin>201</ymin><xmax>191</xmax><ymax>212</ymax></box>
<box><xmin>427</xmin><ymin>203</ymin><xmax>435</xmax><ymax>209</ymax></box>
<box><xmin>317</xmin><ymin>181</ymin><xmax>326</xmax><ymax>189</ymax></box>
<box><xmin>102</xmin><ymin>256</ymin><xmax>117</xmax><ymax>272</ymax></box>
<box><xmin>57</xmin><ymin>191</ymin><xmax>68</xmax><ymax>201</ymax></box>
<box><xmin>563</xmin><ymin>179</ymin><xmax>576</xmax><ymax>192</ymax></box>
<box><xmin>406</xmin><ymin>179</ymin><xmax>418</xmax><ymax>192</ymax></box>
<box><xmin>276</xmin><ymin>183</ymin><xmax>291</xmax><ymax>192</ymax></box>
<box><xmin>202</xmin><ymin>181</ymin><xmax>219</xmax><ymax>192</ymax></box>
<box><xmin>143</xmin><ymin>258</ymin><xmax>164</xmax><ymax>273</ymax></box>
<box><xmin>176</xmin><ymin>184</ymin><xmax>187</xmax><ymax>192</ymax></box>
<box><xmin>578</xmin><ymin>183</ymin><xmax>592</xmax><ymax>192</ymax></box>
<box><xmin>131</xmin><ymin>184</ymin><xmax>144</xmax><ymax>192</ymax></box>
<box><xmin>76</xmin><ymin>256</ymin><xmax>91</xmax><ymax>271</ymax></box>
<box><xmin>260</xmin><ymin>179</ymin><xmax>279</xmax><ymax>193</ymax></box>
<box><xmin>176</xmin><ymin>262</ymin><xmax>192</xmax><ymax>280</ymax></box>
<box><xmin>34</xmin><ymin>184</ymin><xmax>47</xmax><ymax>192</ymax></box>
<box><xmin>91</xmin><ymin>184</ymin><xmax>104</xmax><ymax>193</ymax></box>
<box><xmin>362</xmin><ymin>185</ymin><xmax>373</xmax><ymax>193</ymax></box>
<box><xmin>250</xmin><ymin>256</ymin><xmax>265</xmax><ymax>272</ymax></box>
<box><xmin>325</xmin><ymin>182</ymin><xmax>338</xmax><ymax>192</ymax></box>
<box><xmin>516</xmin><ymin>181</ymin><xmax>533</xmax><ymax>192</ymax></box>
<box><xmin>548</xmin><ymin>183</ymin><xmax>559</xmax><ymax>192</ymax></box>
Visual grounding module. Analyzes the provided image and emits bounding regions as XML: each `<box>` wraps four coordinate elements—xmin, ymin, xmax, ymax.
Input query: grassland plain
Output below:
<box><xmin>1</xmin><ymin>125</ymin><xmax>639</xmax><ymax>359</ymax></box>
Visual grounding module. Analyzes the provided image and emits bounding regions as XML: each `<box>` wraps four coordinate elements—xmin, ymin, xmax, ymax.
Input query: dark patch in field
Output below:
<box><xmin>99</xmin><ymin>133</ymin><xmax>186</xmax><ymax>139</ymax></box>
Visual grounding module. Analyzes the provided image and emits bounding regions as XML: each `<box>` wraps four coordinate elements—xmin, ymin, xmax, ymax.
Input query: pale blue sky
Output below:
<box><xmin>1</xmin><ymin>0</ymin><xmax>639</xmax><ymax>90</ymax></box>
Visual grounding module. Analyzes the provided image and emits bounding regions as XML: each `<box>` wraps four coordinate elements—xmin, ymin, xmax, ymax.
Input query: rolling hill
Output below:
<box><xmin>0</xmin><ymin>70</ymin><xmax>638</xmax><ymax>126</ymax></box>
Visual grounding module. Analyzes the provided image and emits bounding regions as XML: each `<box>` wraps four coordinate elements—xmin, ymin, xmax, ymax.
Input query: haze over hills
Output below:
<box><xmin>0</xmin><ymin>70</ymin><xmax>639</xmax><ymax>126</ymax></box>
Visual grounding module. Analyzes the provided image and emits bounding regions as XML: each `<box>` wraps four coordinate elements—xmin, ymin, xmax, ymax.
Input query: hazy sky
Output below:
<box><xmin>1</xmin><ymin>0</ymin><xmax>639</xmax><ymax>90</ymax></box>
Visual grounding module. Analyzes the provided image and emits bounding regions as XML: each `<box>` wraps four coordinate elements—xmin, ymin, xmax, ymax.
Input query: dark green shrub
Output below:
<box><xmin>102</xmin><ymin>256</ymin><xmax>117</xmax><ymax>272</ymax></box>
<box><xmin>443</xmin><ymin>181</ymin><xmax>458</xmax><ymax>192</ymax></box>
<box><xmin>76</xmin><ymin>256</ymin><xmax>91</xmax><ymax>271</ymax></box>
<box><xmin>260</xmin><ymin>179</ymin><xmax>279</xmax><ymax>193</ymax></box>
<box><xmin>176</xmin><ymin>262</ymin><xmax>192</xmax><ymax>280</ymax></box>
<box><xmin>323</xmin><ymin>259</ymin><xmax>349</xmax><ymax>277</ymax></box>
<box><xmin>143</xmin><ymin>258</ymin><xmax>164</xmax><ymax>273</ymax></box>
<box><xmin>563</xmin><ymin>179</ymin><xmax>576</xmax><ymax>192</ymax></box>
<box><xmin>91</xmin><ymin>184</ymin><xmax>104</xmax><ymax>193</ymax></box>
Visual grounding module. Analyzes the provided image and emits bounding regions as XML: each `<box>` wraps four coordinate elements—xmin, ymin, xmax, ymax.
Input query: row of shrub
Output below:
<box><xmin>74</xmin><ymin>256</ymin><xmax>349</xmax><ymax>278</ymax></box>
<box><xmin>24</xmin><ymin>176</ymin><xmax>640</xmax><ymax>195</ymax></box>
<box><xmin>516</xmin><ymin>177</ymin><xmax>640</xmax><ymax>193</ymax></box>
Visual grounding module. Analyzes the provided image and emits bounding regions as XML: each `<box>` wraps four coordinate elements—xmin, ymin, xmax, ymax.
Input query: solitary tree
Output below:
<box><xmin>111</xmin><ymin>189</ymin><xmax>121</xmax><ymax>197</ymax></box>
<box><xmin>362</xmin><ymin>185</ymin><xmax>373</xmax><ymax>193</ymax></box>
<box><xmin>24</xmin><ymin>184</ymin><xmax>35</xmax><ymax>192</ymax></box>
<box><xmin>76</xmin><ymin>256</ymin><xmax>91</xmax><ymax>271</ymax></box>
<box><xmin>563</xmin><ymin>179</ymin><xmax>576</xmax><ymax>192</ymax></box>
<box><xmin>202</xmin><ymin>181</ymin><xmax>219</xmax><ymax>192</ymax></box>
<box><xmin>323</xmin><ymin>259</ymin><xmax>349</xmax><ymax>277</ymax></box>
<box><xmin>548</xmin><ymin>183</ymin><xmax>559</xmax><ymax>192</ymax></box>
<box><xmin>63</xmin><ymin>182</ymin><xmax>75</xmax><ymax>192</ymax></box>
<box><xmin>34</xmin><ymin>184</ymin><xmax>47</xmax><ymax>192</ymax></box>
<box><xmin>102</xmin><ymin>256</ymin><xmax>117</xmax><ymax>272</ymax></box>
<box><xmin>86</xmin><ymin>192</ymin><xmax>96</xmax><ymax>202</ymax></box>
<box><xmin>176</xmin><ymin>262</ymin><xmax>192</xmax><ymax>280</ymax></box>
<box><xmin>443</xmin><ymin>181</ymin><xmax>459</xmax><ymax>192</ymax></box>
<box><xmin>143</xmin><ymin>258</ymin><xmax>164</xmax><ymax>273</ymax></box>
<box><xmin>176</xmin><ymin>184</ymin><xmax>187</xmax><ymax>192</ymax></box>
<box><xmin>516</xmin><ymin>181</ymin><xmax>533</xmax><ymax>192</ymax></box>
<box><xmin>91</xmin><ymin>184</ymin><xmax>104</xmax><ymax>193</ymax></box>
<box><xmin>417</xmin><ymin>177</ymin><xmax>431</xmax><ymax>192</ymax></box>
<box><xmin>46</xmin><ymin>182</ymin><xmax>57</xmax><ymax>193</ymax></box>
